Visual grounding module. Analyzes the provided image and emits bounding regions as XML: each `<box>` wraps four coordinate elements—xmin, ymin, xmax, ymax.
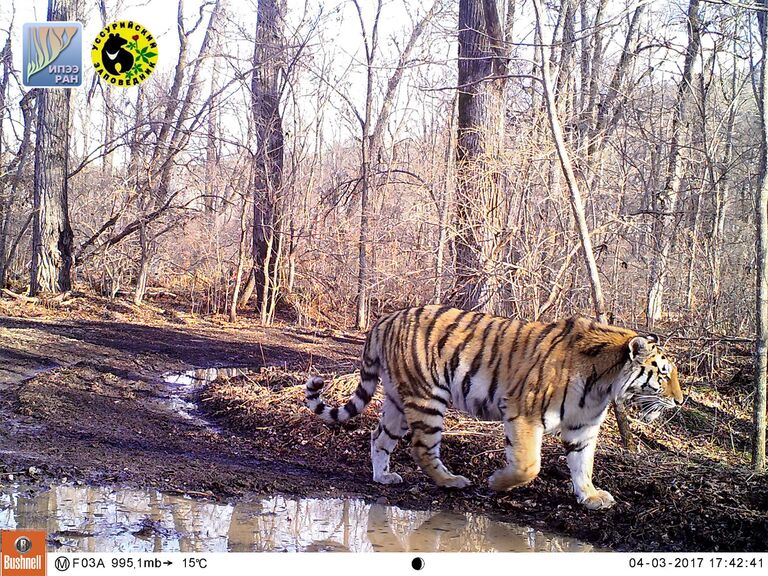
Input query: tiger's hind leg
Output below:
<box><xmin>488</xmin><ymin>416</ymin><xmax>542</xmax><ymax>491</ymax></box>
<box><xmin>405</xmin><ymin>402</ymin><xmax>471</xmax><ymax>489</ymax></box>
<box><xmin>371</xmin><ymin>394</ymin><xmax>409</xmax><ymax>485</ymax></box>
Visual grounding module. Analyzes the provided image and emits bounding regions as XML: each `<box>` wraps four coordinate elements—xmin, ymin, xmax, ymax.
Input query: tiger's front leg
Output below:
<box><xmin>561</xmin><ymin>424</ymin><xmax>615</xmax><ymax>510</ymax></box>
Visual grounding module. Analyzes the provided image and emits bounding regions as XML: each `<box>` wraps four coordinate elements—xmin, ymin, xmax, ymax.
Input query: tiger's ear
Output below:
<box><xmin>628</xmin><ymin>336</ymin><xmax>653</xmax><ymax>361</ymax></box>
<box><xmin>646</xmin><ymin>333</ymin><xmax>659</xmax><ymax>344</ymax></box>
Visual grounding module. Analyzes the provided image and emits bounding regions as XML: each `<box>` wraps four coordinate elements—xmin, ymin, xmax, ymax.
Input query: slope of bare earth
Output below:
<box><xmin>0</xmin><ymin>292</ymin><xmax>765</xmax><ymax>552</ymax></box>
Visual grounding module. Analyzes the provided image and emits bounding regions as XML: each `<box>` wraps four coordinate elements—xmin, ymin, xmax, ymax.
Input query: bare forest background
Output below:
<box><xmin>2</xmin><ymin>0</ymin><xmax>768</xmax><ymax>466</ymax></box>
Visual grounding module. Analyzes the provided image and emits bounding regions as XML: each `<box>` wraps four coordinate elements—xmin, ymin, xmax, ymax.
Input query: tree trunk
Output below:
<box><xmin>260</xmin><ymin>226</ymin><xmax>277</xmax><ymax>325</ymax></box>
<box><xmin>532</xmin><ymin>0</ymin><xmax>637</xmax><ymax>450</ymax></box>
<box><xmin>586</xmin><ymin>2</ymin><xmax>645</xmax><ymax>163</ymax></box>
<box><xmin>753</xmin><ymin>0</ymin><xmax>768</xmax><ymax>472</ymax></box>
<box><xmin>155</xmin><ymin>0</ymin><xmax>223</xmax><ymax>205</ymax></box>
<box><xmin>454</xmin><ymin>0</ymin><xmax>509</xmax><ymax>313</ymax></box>
<box><xmin>355</xmin><ymin>171</ymin><xmax>371</xmax><ymax>328</ymax></box>
<box><xmin>102</xmin><ymin>88</ymin><xmax>114</xmax><ymax>177</ymax></box>
<box><xmin>30</xmin><ymin>1</ymin><xmax>76</xmax><ymax>295</ymax></box>
<box><xmin>205</xmin><ymin>36</ymin><xmax>221</xmax><ymax>213</ymax></box>
<box><xmin>251</xmin><ymin>0</ymin><xmax>286</xmax><ymax>325</ymax></box>
<box><xmin>229</xmin><ymin>197</ymin><xmax>249</xmax><ymax>323</ymax></box>
<box><xmin>352</xmin><ymin>0</ymin><xmax>380</xmax><ymax>331</ymax></box>
<box><xmin>265</xmin><ymin>226</ymin><xmax>283</xmax><ymax>325</ymax></box>
<box><xmin>434</xmin><ymin>98</ymin><xmax>457</xmax><ymax>304</ymax></box>
<box><xmin>238</xmin><ymin>268</ymin><xmax>256</xmax><ymax>309</ymax></box>
<box><xmin>686</xmin><ymin>190</ymin><xmax>702</xmax><ymax>312</ymax></box>
<box><xmin>0</xmin><ymin>38</ymin><xmax>10</xmax><ymax>286</ymax></box>
<box><xmin>0</xmin><ymin>91</ymin><xmax>35</xmax><ymax>288</ymax></box>
<box><xmin>133</xmin><ymin>221</ymin><xmax>153</xmax><ymax>306</ymax></box>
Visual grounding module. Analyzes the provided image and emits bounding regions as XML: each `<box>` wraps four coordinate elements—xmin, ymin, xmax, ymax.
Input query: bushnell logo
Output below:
<box><xmin>1</xmin><ymin>530</ymin><xmax>46</xmax><ymax>576</ymax></box>
<box><xmin>91</xmin><ymin>21</ymin><xmax>158</xmax><ymax>87</ymax></box>
<box><xmin>22</xmin><ymin>22</ymin><xmax>83</xmax><ymax>87</ymax></box>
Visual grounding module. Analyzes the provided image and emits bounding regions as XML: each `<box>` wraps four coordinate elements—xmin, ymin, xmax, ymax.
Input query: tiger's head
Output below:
<box><xmin>618</xmin><ymin>334</ymin><xmax>683</xmax><ymax>422</ymax></box>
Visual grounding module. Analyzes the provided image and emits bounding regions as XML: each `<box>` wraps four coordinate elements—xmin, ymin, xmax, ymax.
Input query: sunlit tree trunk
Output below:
<box><xmin>133</xmin><ymin>221</ymin><xmax>152</xmax><ymax>306</ymax></box>
<box><xmin>0</xmin><ymin>38</ymin><xmax>10</xmax><ymax>286</ymax></box>
<box><xmin>230</xmin><ymin>195</ymin><xmax>249</xmax><ymax>323</ymax></box>
<box><xmin>353</xmin><ymin>0</ymin><xmax>377</xmax><ymax>330</ymax></box>
<box><xmin>98</xmin><ymin>2</ymin><xmax>113</xmax><ymax>178</ymax></box>
<box><xmin>434</xmin><ymin>98</ymin><xmax>457</xmax><ymax>304</ymax></box>
<box><xmin>686</xmin><ymin>189</ymin><xmax>703</xmax><ymax>312</ymax></box>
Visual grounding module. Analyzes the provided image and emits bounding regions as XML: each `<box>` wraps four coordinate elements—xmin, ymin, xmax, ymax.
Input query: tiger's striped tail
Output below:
<box><xmin>305</xmin><ymin>368</ymin><xmax>379</xmax><ymax>424</ymax></box>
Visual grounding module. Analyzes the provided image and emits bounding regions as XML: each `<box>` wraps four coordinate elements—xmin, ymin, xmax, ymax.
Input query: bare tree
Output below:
<box><xmin>132</xmin><ymin>0</ymin><xmax>224</xmax><ymax>305</ymax></box>
<box><xmin>0</xmin><ymin>81</ymin><xmax>36</xmax><ymax>288</ymax></box>
<box><xmin>645</xmin><ymin>0</ymin><xmax>702</xmax><ymax>327</ymax></box>
<box><xmin>247</xmin><ymin>0</ymin><xmax>286</xmax><ymax>325</ymax></box>
<box><xmin>452</xmin><ymin>0</ymin><xmax>509</xmax><ymax>313</ymax></box>
<box><xmin>30</xmin><ymin>0</ymin><xmax>79</xmax><ymax>295</ymax></box>
<box><xmin>531</xmin><ymin>0</ymin><xmax>606</xmax><ymax>323</ymax></box>
<box><xmin>351</xmin><ymin>0</ymin><xmax>441</xmax><ymax>329</ymax></box>
<box><xmin>754</xmin><ymin>0</ymin><xmax>768</xmax><ymax>472</ymax></box>
<box><xmin>230</xmin><ymin>194</ymin><xmax>250</xmax><ymax>323</ymax></box>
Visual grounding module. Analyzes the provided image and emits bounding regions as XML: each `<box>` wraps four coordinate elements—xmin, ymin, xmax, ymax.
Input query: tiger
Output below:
<box><xmin>305</xmin><ymin>305</ymin><xmax>683</xmax><ymax>510</ymax></box>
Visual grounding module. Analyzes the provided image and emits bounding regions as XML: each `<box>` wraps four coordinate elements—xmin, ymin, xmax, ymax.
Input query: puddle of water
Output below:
<box><xmin>0</xmin><ymin>484</ymin><xmax>599</xmax><ymax>552</ymax></box>
<box><xmin>162</xmin><ymin>368</ymin><xmax>254</xmax><ymax>390</ymax></box>
<box><xmin>157</xmin><ymin>367</ymin><xmax>254</xmax><ymax>430</ymax></box>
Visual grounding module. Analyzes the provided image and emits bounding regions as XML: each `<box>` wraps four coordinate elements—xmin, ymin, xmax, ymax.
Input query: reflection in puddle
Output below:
<box><xmin>0</xmin><ymin>485</ymin><xmax>599</xmax><ymax>552</ymax></box>
<box><xmin>162</xmin><ymin>368</ymin><xmax>254</xmax><ymax>391</ymax></box>
<box><xmin>158</xmin><ymin>367</ymin><xmax>254</xmax><ymax>429</ymax></box>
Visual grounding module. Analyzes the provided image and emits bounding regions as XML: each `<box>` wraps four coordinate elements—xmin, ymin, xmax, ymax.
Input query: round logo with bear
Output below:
<box><xmin>91</xmin><ymin>21</ymin><xmax>158</xmax><ymax>87</ymax></box>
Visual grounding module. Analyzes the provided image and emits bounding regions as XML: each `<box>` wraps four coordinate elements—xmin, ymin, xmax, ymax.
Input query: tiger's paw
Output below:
<box><xmin>580</xmin><ymin>489</ymin><xmax>615</xmax><ymax>510</ymax></box>
<box><xmin>488</xmin><ymin>470</ymin><xmax>508</xmax><ymax>491</ymax></box>
<box><xmin>439</xmin><ymin>474</ymin><xmax>471</xmax><ymax>489</ymax></box>
<box><xmin>374</xmin><ymin>472</ymin><xmax>403</xmax><ymax>485</ymax></box>
<box><xmin>487</xmin><ymin>468</ymin><xmax>536</xmax><ymax>492</ymax></box>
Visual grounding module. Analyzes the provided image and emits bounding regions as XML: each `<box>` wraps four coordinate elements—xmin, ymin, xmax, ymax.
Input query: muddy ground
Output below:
<box><xmin>0</xmin><ymin>294</ymin><xmax>766</xmax><ymax>552</ymax></box>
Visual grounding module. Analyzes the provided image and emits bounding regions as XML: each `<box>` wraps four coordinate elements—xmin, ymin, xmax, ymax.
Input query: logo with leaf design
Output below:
<box><xmin>91</xmin><ymin>21</ymin><xmax>158</xmax><ymax>87</ymax></box>
<box><xmin>22</xmin><ymin>22</ymin><xmax>83</xmax><ymax>87</ymax></box>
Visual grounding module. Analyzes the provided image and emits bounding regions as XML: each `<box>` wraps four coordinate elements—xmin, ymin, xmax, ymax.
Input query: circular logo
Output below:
<box><xmin>91</xmin><ymin>21</ymin><xmax>158</xmax><ymax>87</ymax></box>
<box><xmin>14</xmin><ymin>536</ymin><xmax>33</xmax><ymax>554</ymax></box>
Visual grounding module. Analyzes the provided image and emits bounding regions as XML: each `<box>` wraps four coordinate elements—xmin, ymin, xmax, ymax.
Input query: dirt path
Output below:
<box><xmin>1</xmin><ymin>312</ymin><xmax>766</xmax><ymax>552</ymax></box>
<box><xmin>0</xmin><ymin>315</ymin><xmax>360</xmax><ymax>493</ymax></box>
